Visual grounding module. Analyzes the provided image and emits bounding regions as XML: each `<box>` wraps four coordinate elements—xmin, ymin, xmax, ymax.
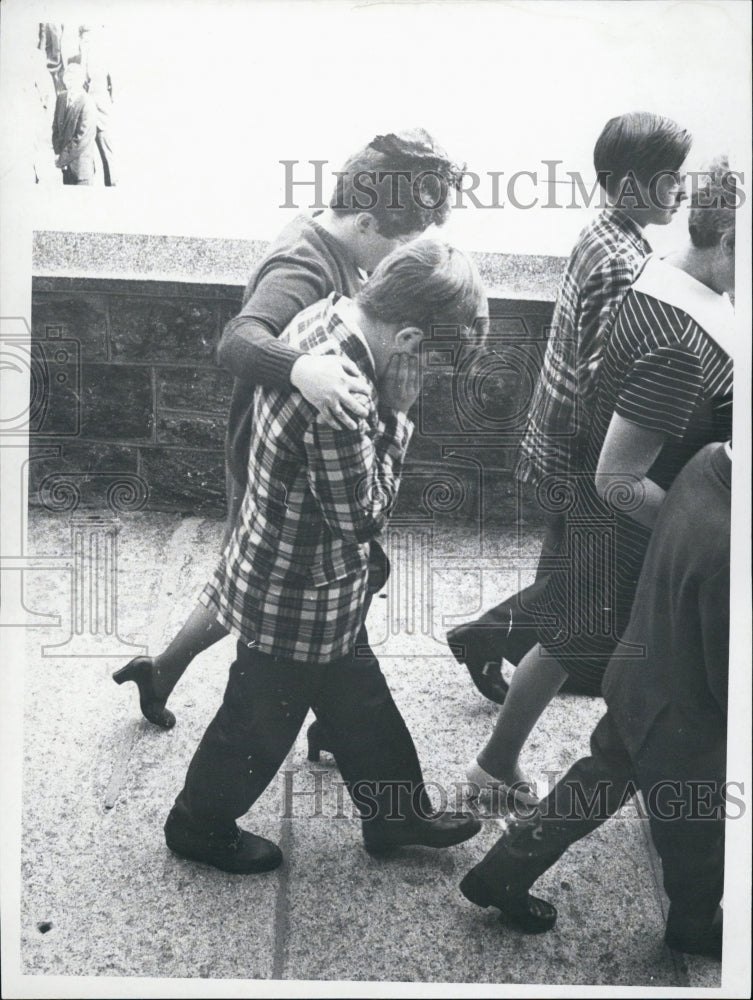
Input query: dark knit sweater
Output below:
<box><xmin>222</xmin><ymin>214</ymin><xmax>362</xmax><ymax>484</ymax></box>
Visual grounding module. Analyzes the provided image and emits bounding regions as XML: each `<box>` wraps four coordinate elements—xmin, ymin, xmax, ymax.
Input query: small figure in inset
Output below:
<box><xmin>52</xmin><ymin>62</ymin><xmax>97</xmax><ymax>185</ymax></box>
<box><xmin>69</xmin><ymin>25</ymin><xmax>116</xmax><ymax>186</ymax></box>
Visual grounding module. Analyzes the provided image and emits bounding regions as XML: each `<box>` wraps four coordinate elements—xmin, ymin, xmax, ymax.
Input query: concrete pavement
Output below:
<box><xmin>17</xmin><ymin>509</ymin><xmax>723</xmax><ymax>991</ymax></box>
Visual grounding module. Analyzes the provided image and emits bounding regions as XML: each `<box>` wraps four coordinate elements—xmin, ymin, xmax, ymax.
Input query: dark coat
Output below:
<box><xmin>602</xmin><ymin>443</ymin><xmax>731</xmax><ymax>779</ymax></box>
<box><xmin>52</xmin><ymin>90</ymin><xmax>97</xmax><ymax>180</ymax></box>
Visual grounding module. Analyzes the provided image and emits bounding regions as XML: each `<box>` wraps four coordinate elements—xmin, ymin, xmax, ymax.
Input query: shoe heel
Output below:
<box><xmin>363</xmin><ymin>842</ymin><xmax>395</xmax><ymax>857</ymax></box>
<box><xmin>112</xmin><ymin>662</ymin><xmax>135</xmax><ymax>684</ymax></box>
<box><xmin>112</xmin><ymin>657</ymin><xmax>176</xmax><ymax>730</ymax></box>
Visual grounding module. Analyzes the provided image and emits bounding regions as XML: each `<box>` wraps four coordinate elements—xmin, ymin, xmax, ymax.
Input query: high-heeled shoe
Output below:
<box><xmin>466</xmin><ymin>759</ymin><xmax>539</xmax><ymax>810</ymax></box>
<box><xmin>306</xmin><ymin>719</ymin><xmax>333</xmax><ymax>762</ymax></box>
<box><xmin>112</xmin><ymin>656</ymin><xmax>176</xmax><ymax>729</ymax></box>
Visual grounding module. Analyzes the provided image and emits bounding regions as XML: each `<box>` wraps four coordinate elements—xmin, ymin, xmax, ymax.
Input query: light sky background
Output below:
<box><xmin>12</xmin><ymin>0</ymin><xmax>752</xmax><ymax>257</ymax></box>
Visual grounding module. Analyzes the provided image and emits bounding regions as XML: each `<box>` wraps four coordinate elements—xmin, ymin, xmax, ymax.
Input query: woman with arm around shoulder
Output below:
<box><xmin>113</xmin><ymin>131</ymin><xmax>465</xmax><ymax>729</ymax></box>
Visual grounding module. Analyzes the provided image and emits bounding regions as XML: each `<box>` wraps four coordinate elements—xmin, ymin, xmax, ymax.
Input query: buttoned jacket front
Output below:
<box><xmin>202</xmin><ymin>295</ymin><xmax>413</xmax><ymax>663</ymax></box>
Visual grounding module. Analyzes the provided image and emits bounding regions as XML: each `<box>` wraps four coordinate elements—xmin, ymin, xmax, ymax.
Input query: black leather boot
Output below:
<box><xmin>459</xmin><ymin>815</ymin><xmax>565</xmax><ymax>932</ymax></box>
<box><xmin>164</xmin><ymin>807</ymin><xmax>282</xmax><ymax>874</ymax></box>
<box><xmin>446</xmin><ymin>625</ymin><xmax>509</xmax><ymax>704</ymax></box>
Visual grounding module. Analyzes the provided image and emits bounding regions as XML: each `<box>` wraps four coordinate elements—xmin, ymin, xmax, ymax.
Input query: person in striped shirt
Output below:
<box><xmin>448</xmin><ymin>112</ymin><xmax>692</xmax><ymax>708</ymax></box>
<box><xmin>467</xmin><ymin>159</ymin><xmax>735</xmax><ymax>810</ymax></box>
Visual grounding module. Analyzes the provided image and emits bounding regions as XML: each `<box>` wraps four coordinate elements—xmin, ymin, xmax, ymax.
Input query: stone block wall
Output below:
<box><xmin>29</xmin><ymin>275</ymin><xmax>553</xmax><ymax>527</ymax></box>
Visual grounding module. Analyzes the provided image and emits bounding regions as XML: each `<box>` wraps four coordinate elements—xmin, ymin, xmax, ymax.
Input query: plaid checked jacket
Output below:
<box><xmin>515</xmin><ymin>208</ymin><xmax>651</xmax><ymax>487</ymax></box>
<box><xmin>201</xmin><ymin>294</ymin><xmax>413</xmax><ymax>664</ymax></box>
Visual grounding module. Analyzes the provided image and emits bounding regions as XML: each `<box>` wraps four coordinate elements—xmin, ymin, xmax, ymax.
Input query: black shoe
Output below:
<box><xmin>113</xmin><ymin>656</ymin><xmax>176</xmax><ymax>729</ymax></box>
<box><xmin>306</xmin><ymin>719</ymin><xmax>333</xmax><ymax>763</ymax></box>
<box><xmin>447</xmin><ymin>625</ymin><xmax>509</xmax><ymax>705</ymax></box>
<box><xmin>363</xmin><ymin>811</ymin><xmax>481</xmax><ymax>855</ymax></box>
<box><xmin>164</xmin><ymin>809</ymin><xmax>282</xmax><ymax>874</ymax></box>
<box><xmin>460</xmin><ymin>868</ymin><xmax>557</xmax><ymax>933</ymax></box>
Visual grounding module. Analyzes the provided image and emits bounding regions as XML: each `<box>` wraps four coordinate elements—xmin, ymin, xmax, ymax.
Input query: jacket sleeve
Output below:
<box><xmin>303</xmin><ymin>407</ymin><xmax>413</xmax><ymax>544</ymax></box>
<box><xmin>577</xmin><ymin>254</ymin><xmax>638</xmax><ymax>403</ymax></box>
<box><xmin>218</xmin><ymin>315</ymin><xmax>302</xmax><ymax>390</ymax></box>
<box><xmin>51</xmin><ymin>93</ymin><xmax>66</xmax><ymax>154</ymax></box>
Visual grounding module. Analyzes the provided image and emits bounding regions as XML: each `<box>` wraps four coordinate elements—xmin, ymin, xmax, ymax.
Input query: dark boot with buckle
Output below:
<box><xmin>164</xmin><ymin>807</ymin><xmax>282</xmax><ymax>874</ymax></box>
<box><xmin>446</xmin><ymin>624</ymin><xmax>509</xmax><ymax>704</ymax></box>
<box><xmin>459</xmin><ymin>814</ymin><xmax>565</xmax><ymax>932</ymax></box>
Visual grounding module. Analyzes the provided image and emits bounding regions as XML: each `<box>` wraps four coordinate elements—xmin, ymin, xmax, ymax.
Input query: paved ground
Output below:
<box><xmin>16</xmin><ymin>509</ymin><xmax>723</xmax><ymax>993</ymax></box>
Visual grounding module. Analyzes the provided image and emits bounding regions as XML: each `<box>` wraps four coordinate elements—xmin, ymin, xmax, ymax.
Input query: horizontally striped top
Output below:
<box><xmin>532</xmin><ymin>257</ymin><xmax>733</xmax><ymax>680</ymax></box>
<box><xmin>584</xmin><ymin>264</ymin><xmax>733</xmax><ymax>492</ymax></box>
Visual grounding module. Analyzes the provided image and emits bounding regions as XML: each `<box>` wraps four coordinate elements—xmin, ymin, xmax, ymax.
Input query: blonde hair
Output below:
<box><xmin>357</xmin><ymin>240</ymin><xmax>487</xmax><ymax>341</ymax></box>
<box><xmin>688</xmin><ymin>156</ymin><xmax>738</xmax><ymax>249</ymax></box>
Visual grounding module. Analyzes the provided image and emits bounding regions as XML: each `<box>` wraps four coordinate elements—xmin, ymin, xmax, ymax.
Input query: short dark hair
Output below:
<box><xmin>357</xmin><ymin>239</ymin><xmax>487</xmax><ymax>341</ymax></box>
<box><xmin>688</xmin><ymin>156</ymin><xmax>737</xmax><ymax>249</ymax></box>
<box><xmin>329</xmin><ymin>130</ymin><xmax>465</xmax><ymax>237</ymax></box>
<box><xmin>594</xmin><ymin>112</ymin><xmax>692</xmax><ymax>197</ymax></box>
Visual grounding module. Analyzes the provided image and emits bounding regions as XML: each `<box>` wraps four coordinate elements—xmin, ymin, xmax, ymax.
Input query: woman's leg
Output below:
<box><xmin>150</xmin><ymin>474</ymin><xmax>245</xmax><ymax>699</ymax></box>
<box><xmin>476</xmin><ymin>644</ymin><xmax>568</xmax><ymax>784</ymax></box>
<box><xmin>115</xmin><ymin>472</ymin><xmax>244</xmax><ymax>720</ymax></box>
<box><xmin>113</xmin><ymin>601</ymin><xmax>228</xmax><ymax>727</ymax></box>
<box><xmin>149</xmin><ymin>603</ymin><xmax>229</xmax><ymax>699</ymax></box>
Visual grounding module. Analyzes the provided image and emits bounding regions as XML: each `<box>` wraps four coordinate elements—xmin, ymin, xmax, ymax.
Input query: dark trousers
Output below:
<box><xmin>62</xmin><ymin>168</ymin><xmax>92</xmax><ymax>185</ymax></box>
<box><xmin>460</xmin><ymin>512</ymin><xmax>600</xmax><ymax>693</ymax></box>
<box><xmin>95</xmin><ymin>128</ymin><xmax>116</xmax><ymax>186</ymax></box>
<box><xmin>473</xmin><ymin>711</ymin><xmax>725</xmax><ymax>933</ymax></box>
<box><xmin>174</xmin><ymin>626</ymin><xmax>428</xmax><ymax>834</ymax></box>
